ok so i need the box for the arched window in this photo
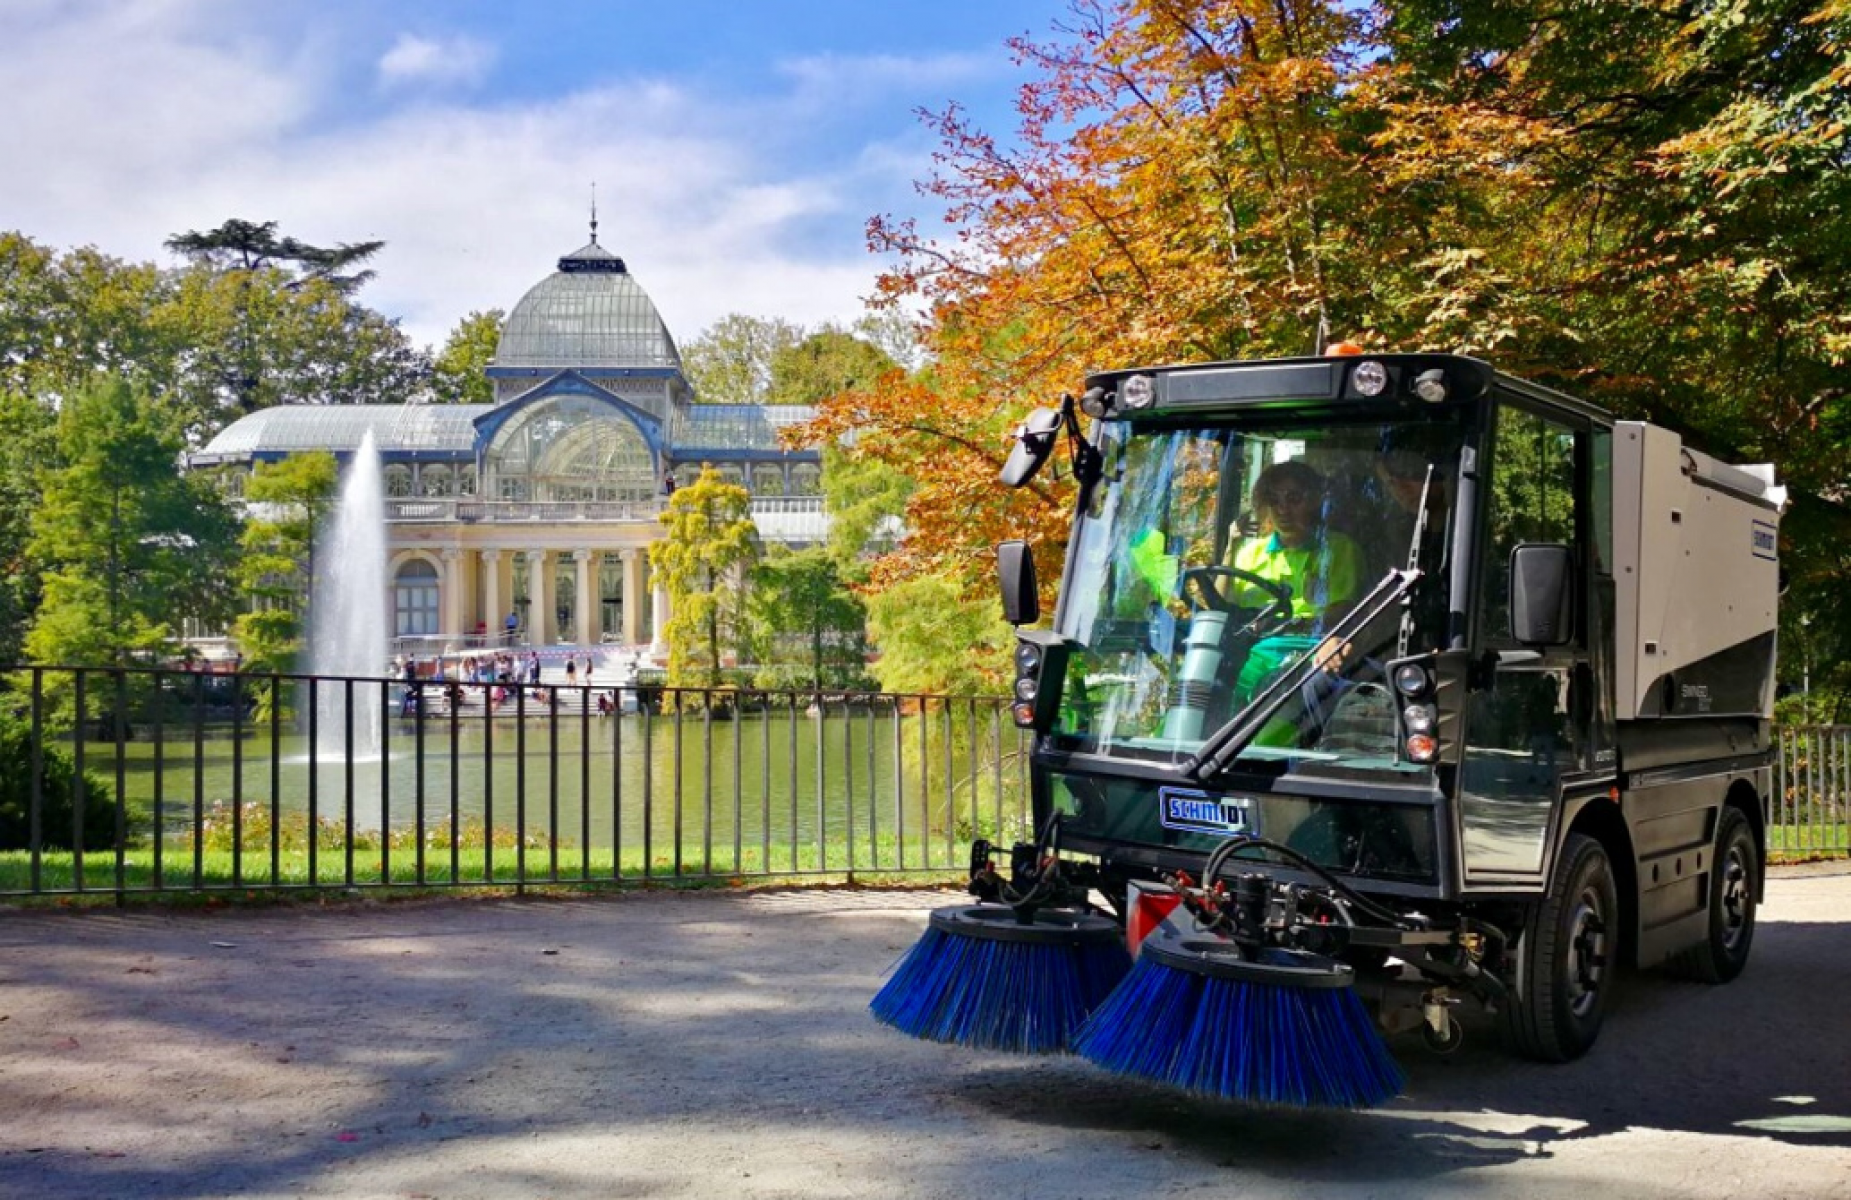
[394,559,440,636]
[715,464,745,489]
[384,465,414,498]
[457,463,478,496]
[790,463,822,496]
[751,465,784,496]
[481,394,656,504]
[420,465,453,497]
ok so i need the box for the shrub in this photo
[0,707,119,850]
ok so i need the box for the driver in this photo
[1225,461,1363,632]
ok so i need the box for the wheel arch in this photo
[1724,777,1766,902]
[1564,796,1639,970]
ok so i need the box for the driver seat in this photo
[1316,683,1398,755]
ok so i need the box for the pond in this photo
[85,703,1030,879]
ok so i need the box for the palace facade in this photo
[191,231,823,656]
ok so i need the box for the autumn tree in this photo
[652,465,759,689]
[806,0,1851,694]
[1368,0,1851,694]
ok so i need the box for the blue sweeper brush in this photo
[1072,917,1404,1108]
[871,904,1132,1053]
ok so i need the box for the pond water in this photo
[107,707,1029,876]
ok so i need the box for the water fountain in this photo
[307,429,387,761]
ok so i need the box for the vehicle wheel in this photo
[1499,832,1617,1063]
[1421,1011,1464,1056]
[1669,807,1758,984]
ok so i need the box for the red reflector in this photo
[1127,881,1182,958]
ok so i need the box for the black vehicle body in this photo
[1001,353,1779,1056]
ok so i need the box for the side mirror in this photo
[1510,543,1574,646]
[997,540,1039,626]
[1000,407,1062,488]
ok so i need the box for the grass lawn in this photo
[0,833,970,901]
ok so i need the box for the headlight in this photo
[1414,369,1448,404]
[1014,677,1039,703]
[1351,361,1389,397]
[1404,733,1438,763]
[1120,374,1156,409]
[1392,663,1429,697]
[1078,386,1110,419]
[1402,704,1436,734]
[1015,643,1042,676]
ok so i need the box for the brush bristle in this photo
[871,923,1132,1053]
[1072,954,1404,1108]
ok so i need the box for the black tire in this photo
[1500,832,1618,1063]
[1669,807,1758,984]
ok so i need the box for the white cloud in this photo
[0,6,956,354]
[376,32,497,91]
[777,50,995,99]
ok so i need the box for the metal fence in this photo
[1774,726,1851,858]
[0,665,1029,899]
[5,665,1845,901]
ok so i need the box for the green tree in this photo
[24,375,240,672]
[767,327,899,407]
[820,445,911,584]
[864,573,1013,698]
[0,234,171,400]
[749,545,868,689]
[156,262,429,438]
[162,218,385,294]
[0,391,56,665]
[682,314,804,404]
[652,465,759,688]
[161,217,421,427]
[0,229,430,444]
[431,309,505,405]
[231,452,340,676]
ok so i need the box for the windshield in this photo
[1051,413,1468,772]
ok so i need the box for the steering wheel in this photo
[1179,565,1293,619]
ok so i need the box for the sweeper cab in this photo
[975,351,1783,1074]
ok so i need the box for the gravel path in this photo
[2,868,1848,1199]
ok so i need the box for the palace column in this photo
[440,549,464,641]
[480,550,502,645]
[574,549,595,646]
[621,549,643,646]
[527,549,549,647]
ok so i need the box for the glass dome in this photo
[494,241,681,371]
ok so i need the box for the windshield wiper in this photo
[1397,464,1435,661]
[1180,568,1420,785]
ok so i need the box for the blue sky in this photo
[0,0,1073,349]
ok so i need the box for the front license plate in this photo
[1158,787,1253,837]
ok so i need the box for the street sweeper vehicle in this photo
[871,351,1785,1109]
